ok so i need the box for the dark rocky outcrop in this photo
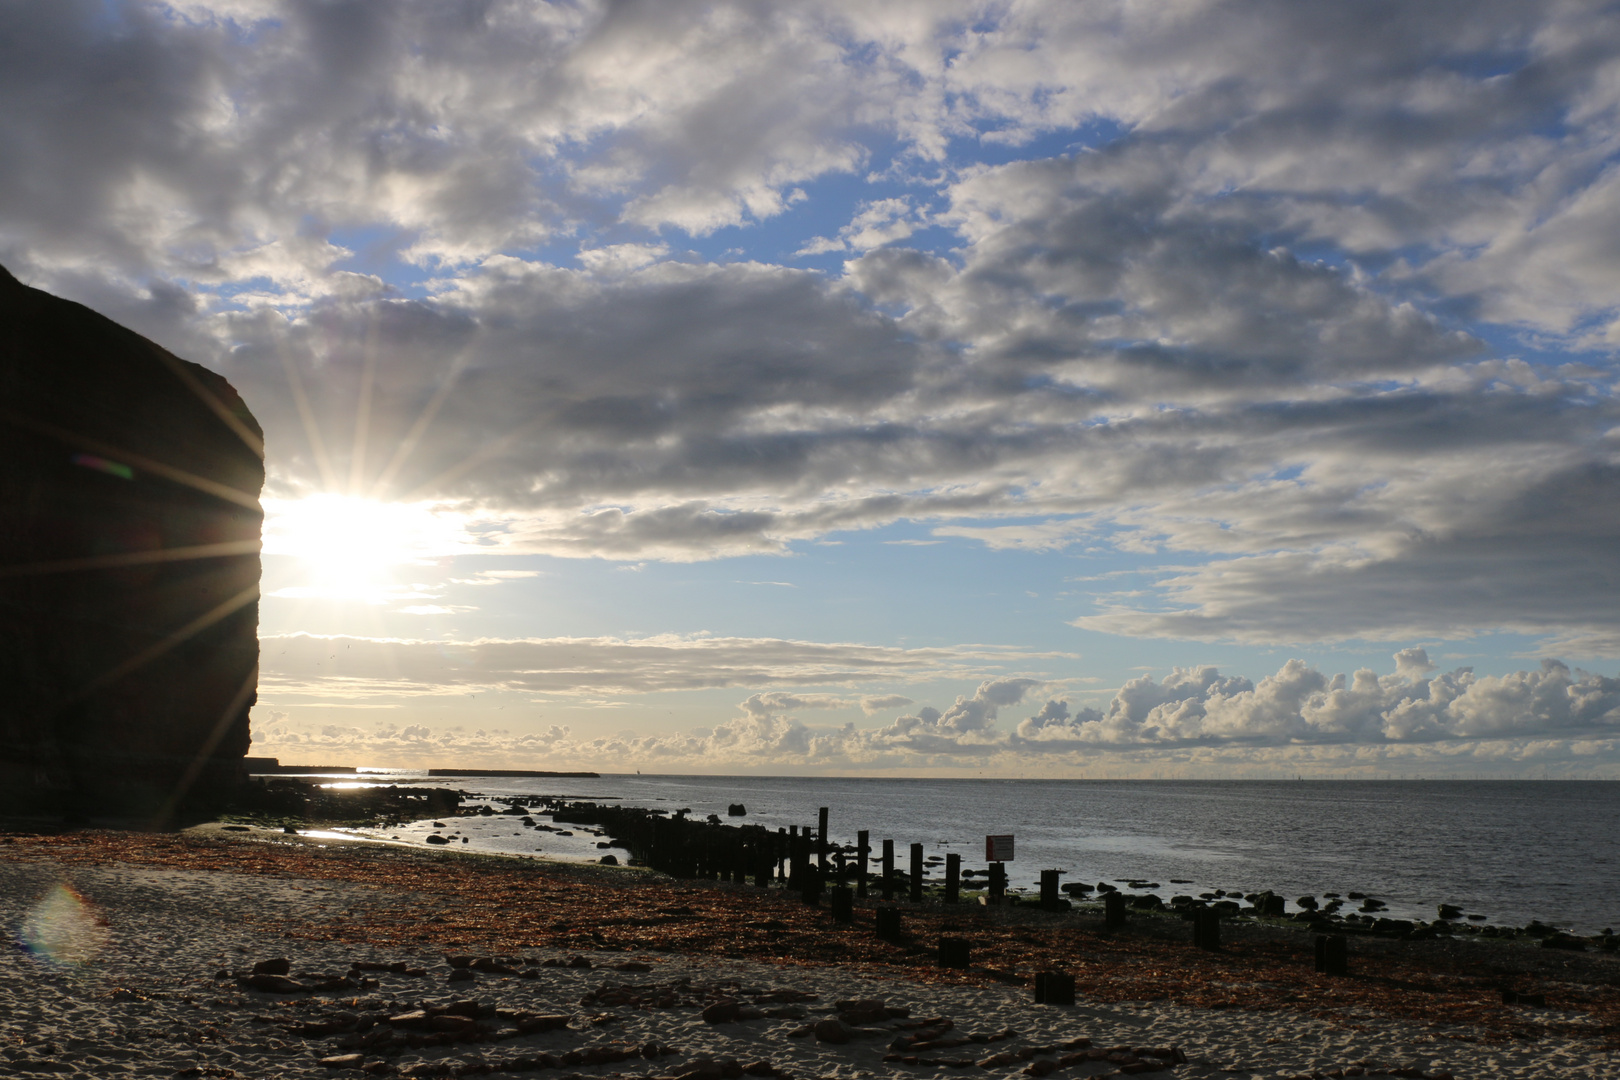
[0,264,262,817]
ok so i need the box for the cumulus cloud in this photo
[4,1,1620,658]
[1012,654,1620,750]
[253,651,1620,773]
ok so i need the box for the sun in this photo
[262,493,475,603]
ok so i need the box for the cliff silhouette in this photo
[0,264,263,819]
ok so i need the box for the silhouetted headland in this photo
[0,263,263,819]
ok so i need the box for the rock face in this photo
[0,264,263,816]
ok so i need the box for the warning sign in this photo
[985,834,1014,861]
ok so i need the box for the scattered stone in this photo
[251,958,291,976]
[319,1054,365,1070]
[471,957,518,974]
[813,1017,855,1043]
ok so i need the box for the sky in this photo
[3,0,1620,777]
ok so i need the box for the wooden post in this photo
[988,862,1006,905]
[835,846,846,887]
[857,829,870,899]
[1105,892,1127,929]
[1193,909,1221,950]
[881,839,895,900]
[1033,972,1076,1005]
[875,905,901,942]
[1315,934,1348,976]
[753,835,771,888]
[1040,869,1061,910]
[909,842,924,904]
[944,853,961,904]
[776,827,787,882]
[937,937,970,969]
[787,825,800,888]
[818,806,829,874]
[830,886,853,924]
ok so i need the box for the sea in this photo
[299,774,1619,936]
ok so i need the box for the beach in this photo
[1,826,1614,1079]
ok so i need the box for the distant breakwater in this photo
[457,792,1617,953]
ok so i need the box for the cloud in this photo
[258,631,1031,699]
[1012,654,1620,750]
[4,1,1620,657]
[253,651,1620,773]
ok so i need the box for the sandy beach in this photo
[1,826,1614,1079]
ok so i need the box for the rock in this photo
[425,834,450,845]
[814,1017,856,1043]
[446,968,475,983]
[515,1015,571,1034]
[728,803,747,816]
[242,973,305,993]
[470,957,517,974]
[319,1054,365,1070]
[428,1014,477,1035]
[702,1001,743,1023]
[835,999,893,1026]
[0,264,263,816]
[600,854,619,865]
[252,958,291,976]
[1437,903,1463,920]
[1297,896,1319,910]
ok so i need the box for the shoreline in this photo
[5,827,1617,1041]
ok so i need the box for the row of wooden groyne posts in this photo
[538,797,1355,979]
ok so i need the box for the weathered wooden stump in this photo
[944,852,961,904]
[1315,933,1348,976]
[800,865,823,906]
[1192,908,1222,950]
[1104,892,1127,929]
[909,842,924,904]
[987,862,1006,905]
[881,838,895,900]
[875,905,902,942]
[829,886,854,924]
[857,829,870,898]
[938,937,971,969]
[1033,971,1076,1005]
[817,806,829,873]
[1040,868,1062,910]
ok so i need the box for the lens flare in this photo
[18,884,109,967]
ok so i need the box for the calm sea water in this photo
[316,775,1620,935]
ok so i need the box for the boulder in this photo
[0,264,263,816]
[813,1017,855,1044]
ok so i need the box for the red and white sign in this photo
[985,834,1014,862]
